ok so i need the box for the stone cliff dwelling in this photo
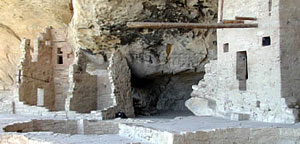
[0,0,300,143]
[186,0,300,124]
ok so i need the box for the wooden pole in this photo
[222,20,244,24]
[127,22,258,29]
[235,17,257,21]
[218,0,224,23]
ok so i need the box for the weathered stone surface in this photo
[187,0,300,123]
[68,0,218,116]
[69,0,217,74]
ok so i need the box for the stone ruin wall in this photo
[102,50,135,119]
[279,0,300,106]
[67,50,100,113]
[16,27,74,111]
[18,28,55,110]
[187,0,300,123]
[51,29,75,111]
[66,48,134,119]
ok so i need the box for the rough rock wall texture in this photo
[0,0,72,90]
[187,0,299,123]
[69,0,217,73]
[133,73,203,115]
[68,0,217,116]
[105,50,135,118]
[67,49,134,119]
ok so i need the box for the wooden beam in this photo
[222,20,244,24]
[127,22,258,29]
[218,0,224,23]
[235,16,257,21]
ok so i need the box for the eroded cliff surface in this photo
[69,0,218,115]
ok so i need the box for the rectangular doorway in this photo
[236,51,248,91]
[37,88,44,106]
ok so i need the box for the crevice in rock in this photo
[0,23,21,41]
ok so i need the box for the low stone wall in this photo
[119,123,300,144]
[3,120,119,135]
[3,119,118,135]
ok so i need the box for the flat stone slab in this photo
[134,116,300,133]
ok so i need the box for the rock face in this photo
[0,0,218,117]
[69,0,218,115]
[0,0,72,90]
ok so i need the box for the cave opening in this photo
[131,72,204,118]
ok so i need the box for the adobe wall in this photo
[279,0,300,105]
[17,27,74,111]
[187,0,298,123]
[68,50,98,113]
[51,29,74,111]
[18,28,55,110]
[105,50,135,118]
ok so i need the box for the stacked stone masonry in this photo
[13,27,135,120]
[186,0,300,123]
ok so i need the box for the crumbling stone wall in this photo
[68,50,98,113]
[18,28,55,110]
[67,49,134,118]
[17,27,74,111]
[68,0,218,116]
[105,50,135,118]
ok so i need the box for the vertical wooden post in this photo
[218,0,224,23]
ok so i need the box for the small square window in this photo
[262,37,271,46]
[57,48,63,54]
[223,43,229,53]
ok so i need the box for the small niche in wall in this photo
[57,48,63,54]
[223,43,229,53]
[58,55,63,64]
[262,36,271,46]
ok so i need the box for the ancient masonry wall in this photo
[186,0,299,123]
[51,29,74,111]
[102,50,135,119]
[279,0,300,104]
[17,27,74,111]
[18,28,55,110]
[67,50,98,113]
[67,49,134,119]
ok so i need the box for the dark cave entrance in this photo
[131,72,204,118]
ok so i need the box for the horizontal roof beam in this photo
[127,22,258,29]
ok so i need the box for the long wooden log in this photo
[127,22,258,29]
[235,16,257,21]
[218,0,224,23]
[222,20,244,24]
